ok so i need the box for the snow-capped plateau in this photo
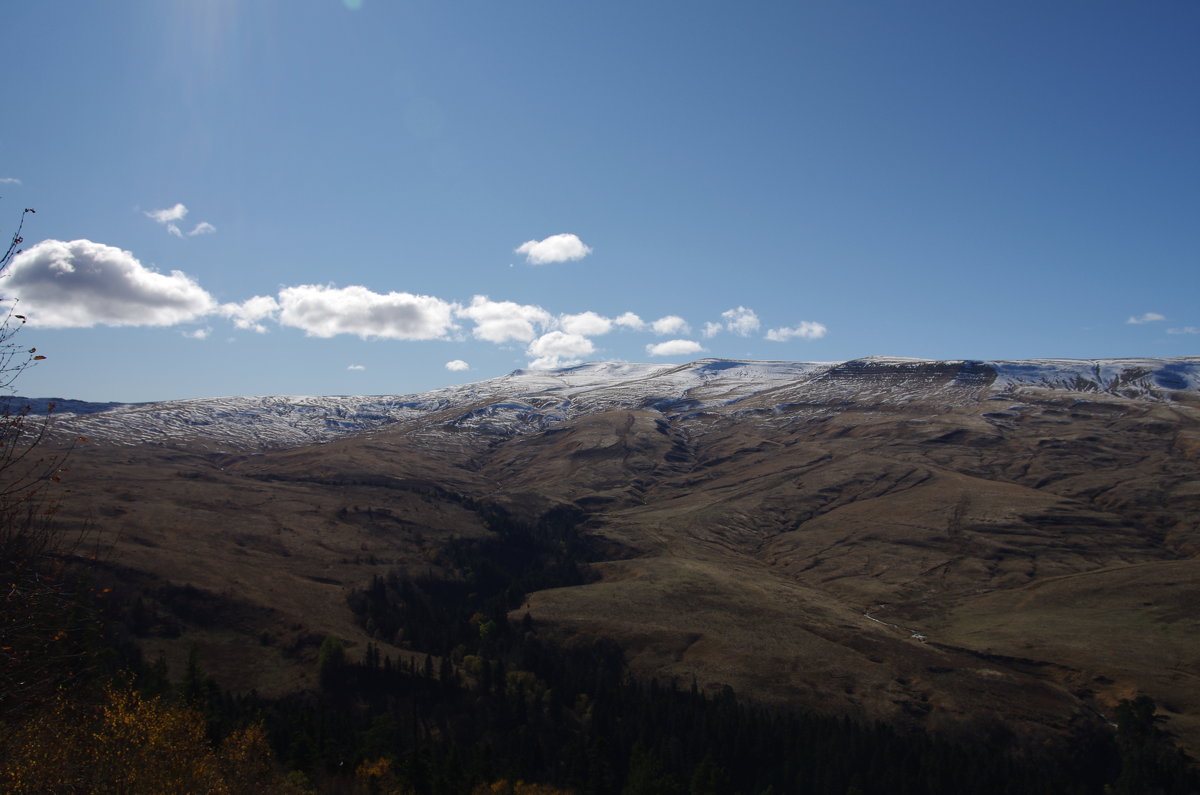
[15,356,1200,451]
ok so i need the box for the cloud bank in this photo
[514,233,592,265]
[6,237,828,375]
[3,239,216,327]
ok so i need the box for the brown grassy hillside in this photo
[45,361,1200,754]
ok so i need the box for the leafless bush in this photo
[0,208,96,716]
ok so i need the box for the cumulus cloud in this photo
[145,203,189,224]
[182,327,211,340]
[704,307,760,338]
[220,295,280,333]
[347,364,366,371]
[189,222,216,236]
[646,339,704,357]
[0,177,21,185]
[526,331,595,369]
[651,315,690,335]
[277,284,458,340]
[614,311,645,330]
[445,359,470,371]
[1168,326,1198,335]
[722,306,760,336]
[1127,312,1166,324]
[2,239,217,327]
[559,310,613,337]
[765,321,828,341]
[457,295,552,343]
[514,233,593,265]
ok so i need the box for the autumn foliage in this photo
[0,683,290,793]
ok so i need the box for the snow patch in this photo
[33,357,1200,451]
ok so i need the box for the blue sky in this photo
[1,1,1196,402]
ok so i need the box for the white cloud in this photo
[2,239,217,328]
[526,331,595,369]
[765,321,828,341]
[277,284,458,340]
[703,307,760,338]
[145,203,189,224]
[347,364,366,371]
[559,310,613,336]
[646,339,704,357]
[1127,312,1166,324]
[144,204,215,238]
[514,233,593,265]
[182,327,211,340]
[445,359,470,371]
[614,311,645,330]
[651,315,690,335]
[1168,326,1198,335]
[457,295,552,343]
[722,306,760,336]
[0,177,21,185]
[220,295,280,333]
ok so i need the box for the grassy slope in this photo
[45,379,1200,755]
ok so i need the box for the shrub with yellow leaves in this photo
[0,684,296,794]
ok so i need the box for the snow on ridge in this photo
[991,357,1200,396]
[36,358,837,448]
[856,355,940,364]
[33,357,1200,451]
[499,362,676,393]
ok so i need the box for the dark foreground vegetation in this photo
[3,496,1199,794]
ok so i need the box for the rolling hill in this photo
[29,356,1200,754]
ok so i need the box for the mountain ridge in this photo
[23,355,1200,452]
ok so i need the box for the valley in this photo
[36,356,1200,757]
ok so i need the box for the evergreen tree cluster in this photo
[294,504,1194,794]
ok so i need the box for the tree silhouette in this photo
[0,206,89,716]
